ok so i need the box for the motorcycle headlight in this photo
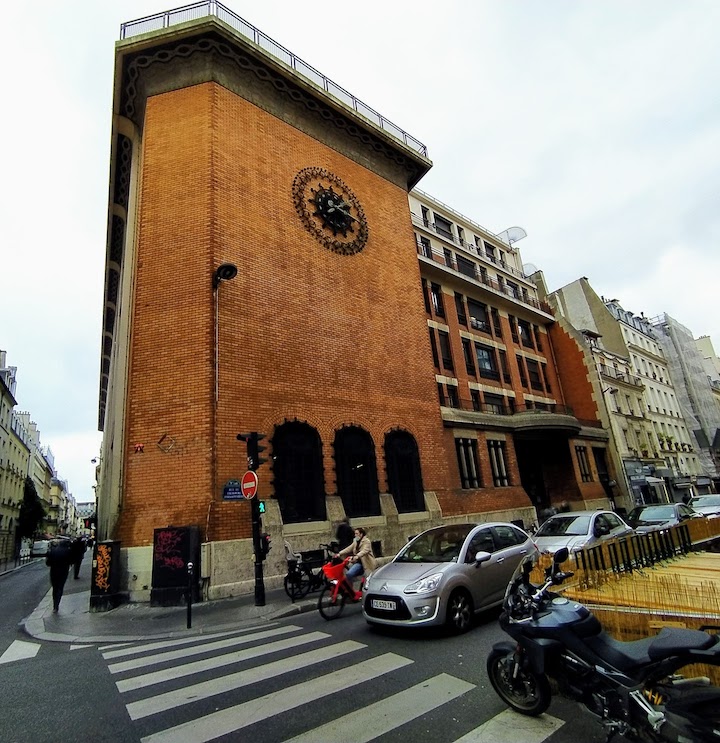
[404,573,443,594]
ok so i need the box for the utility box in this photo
[90,540,124,612]
[150,525,201,606]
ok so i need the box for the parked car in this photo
[533,509,633,554]
[362,522,538,633]
[688,494,720,517]
[30,540,50,557]
[627,502,704,533]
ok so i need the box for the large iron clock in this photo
[292,167,369,255]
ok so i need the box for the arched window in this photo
[333,426,380,518]
[271,421,326,524]
[384,430,425,513]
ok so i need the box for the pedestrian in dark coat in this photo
[71,536,87,579]
[46,537,73,613]
[335,519,354,550]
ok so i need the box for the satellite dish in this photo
[496,226,527,247]
[523,263,538,275]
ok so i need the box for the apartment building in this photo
[651,314,720,491]
[97,4,612,600]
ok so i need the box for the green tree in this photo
[17,477,45,539]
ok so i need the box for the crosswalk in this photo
[99,623,565,743]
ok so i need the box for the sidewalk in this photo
[21,565,318,644]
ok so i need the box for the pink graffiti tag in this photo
[154,529,185,569]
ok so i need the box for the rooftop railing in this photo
[120,1,428,158]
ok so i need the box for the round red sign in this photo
[241,470,259,499]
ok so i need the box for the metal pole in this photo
[186,561,194,629]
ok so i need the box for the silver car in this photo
[688,494,720,517]
[533,509,633,554]
[362,522,538,633]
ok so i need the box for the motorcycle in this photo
[487,547,720,742]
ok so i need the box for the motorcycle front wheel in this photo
[487,648,551,716]
[318,584,346,620]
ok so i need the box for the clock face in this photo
[292,167,369,255]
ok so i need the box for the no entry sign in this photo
[241,470,259,499]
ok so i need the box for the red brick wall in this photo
[120,83,456,547]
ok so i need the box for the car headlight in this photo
[404,573,443,594]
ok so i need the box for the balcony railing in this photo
[439,397,578,418]
[412,214,530,281]
[119,1,427,158]
[597,365,643,387]
[418,240,552,314]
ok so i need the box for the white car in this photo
[533,510,633,554]
[688,494,720,517]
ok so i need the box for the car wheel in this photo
[446,589,473,634]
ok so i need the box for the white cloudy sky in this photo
[2,1,719,502]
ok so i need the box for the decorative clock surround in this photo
[292,167,369,255]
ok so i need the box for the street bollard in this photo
[186,561,194,629]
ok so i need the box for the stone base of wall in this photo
[117,492,540,602]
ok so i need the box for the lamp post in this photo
[213,263,238,403]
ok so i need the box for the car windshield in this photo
[691,495,720,507]
[535,515,591,537]
[630,506,674,521]
[396,525,474,563]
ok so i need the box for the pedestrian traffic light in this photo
[237,431,268,471]
[258,500,266,515]
[260,533,271,560]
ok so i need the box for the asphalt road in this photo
[0,567,617,743]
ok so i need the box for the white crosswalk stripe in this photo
[0,639,41,664]
[104,625,566,743]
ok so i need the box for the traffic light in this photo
[258,500,266,515]
[237,432,268,471]
[259,533,271,560]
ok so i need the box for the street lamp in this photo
[213,263,238,402]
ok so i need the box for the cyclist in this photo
[335,527,377,589]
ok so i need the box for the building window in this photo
[475,344,499,380]
[467,299,490,333]
[384,429,424,514]
[456,255,476,279]
[491,307,502,338]
[541,363,552,394]
[421,278,431,314]
[498,349,511,384]
[462,338,476,376]
[483,242,497,263]
[438,330,454,371]
[575,445,592,482]
[470,389,481,411]
[526,359,544,391]
[447,385,460,408]
[429,328,439,368]
[272,421,326,523]
[488,440,510,486]
[418,236,432,259]
[334,426,381,517]
[484,393,505,415]
[456,438,481,488]
[516,354,528,388]
[509,315,519,344]
[437,382,446,406]
[435,214,453,240]
[443,248,453,268]
[506,281,520,300]
[430,283,445,317]
[518,319,534,349]
[455,292,467,326]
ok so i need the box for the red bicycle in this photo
[317,557,364,620]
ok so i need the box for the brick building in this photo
[97,4,613,600]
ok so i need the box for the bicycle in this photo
[283,541,336,602]
[317,556,365,620]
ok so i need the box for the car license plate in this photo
[371,599,395,611]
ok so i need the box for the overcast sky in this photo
[2,1,719,503]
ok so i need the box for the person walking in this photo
[336,527,377,588]
[46,536,73,613]
[70,536,87,579]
